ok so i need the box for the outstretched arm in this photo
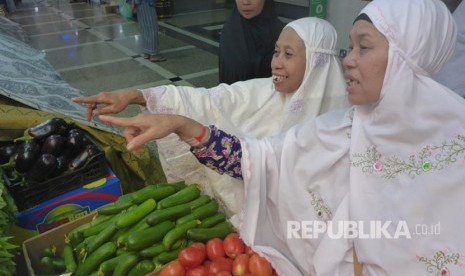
[98,114,209,153]
[99,114,243,179]
[72,89,146,121]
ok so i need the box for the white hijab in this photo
[241,0,464,275]
[434,1,465,97]
[143,17,348,219]
[279,17,349,131]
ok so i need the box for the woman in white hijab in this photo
[73,17,348,221]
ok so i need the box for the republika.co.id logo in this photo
[287,220,441,239]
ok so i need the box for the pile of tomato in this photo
[159,233,277,276]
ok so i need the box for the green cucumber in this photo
[116,248,126,256]
[176,200,219,225]
[162,219,200,250]
[125,220,176,251]
[139,238,186,258]
[199,212,226,228]
[128,260,155,276]
[113,253,139,276]
[186,194,212,209]
[81,217,114,238]
[158,181,187,192]
[139,242,165,258]
[115,199,156,229]
[98,254,124,275]
[97,199,133,216]
[157,184,201,209]
[145,204,192,226]
[67,229,84,248]
[62,244,77,273]
[86,223,118,254]
[67,214,111,245]
[130,185,177,204]
[74,241,117,276]
[40,256,54,275]
[154,247,185,265]
[186,221,234,242]
[115,208,153,247]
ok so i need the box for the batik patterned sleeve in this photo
[190,125,243,180]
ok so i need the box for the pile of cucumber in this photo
[38,181,234,276]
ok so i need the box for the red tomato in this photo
[190,242,207,256]
[160,260,186,276]
[223,233,245,259]
[206,238,225,261]
[203,260,211,273]
[232,254,250,276]
[179,246,207,269]
[208,257,233,275]
[215,271,232,276]
[186,265,208,276]
[249,254,273,276]
[244,246,254,256]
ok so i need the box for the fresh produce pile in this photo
[0,171,18,276]
[37,182,234,276]
[160,234,276,276]
[0,118,108,210]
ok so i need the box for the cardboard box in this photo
[12,172,121,245]
[23,213,162,276]
[23,213,95,276]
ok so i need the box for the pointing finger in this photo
[86,103,95,122]
[98,115,133,127]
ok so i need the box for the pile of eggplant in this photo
[0,118,102,185]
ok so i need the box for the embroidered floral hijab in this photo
[240,0,464,275]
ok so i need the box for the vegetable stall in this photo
[0,113,278,275]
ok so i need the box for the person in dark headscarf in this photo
[219,0,284,84]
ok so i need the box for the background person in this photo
[133,0,165,62]
[219,0,284,84]
[73,17,349,222]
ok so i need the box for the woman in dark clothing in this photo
[219,0,284,84]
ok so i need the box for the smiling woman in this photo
[271,28,306,93]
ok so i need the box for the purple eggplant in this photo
[25,153,57,182]
[14,140,41,174]
[0,144,17,165]
[41,134,65,156]
[68,144,100,172]
[48,155,69,178]
[64,128,86,159]
[27,118,68,140]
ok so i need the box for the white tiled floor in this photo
[8,0,228,106]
